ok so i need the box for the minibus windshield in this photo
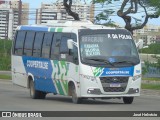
[79,30,140,67]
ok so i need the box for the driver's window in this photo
[68,34,79,64]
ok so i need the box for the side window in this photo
[71,33,77,42]
[23,31,35,56]
[51,33,61,60]
[14,31,26,55]
[60,33,70,54]
[69,33,79,64]
[33,32,44,57]
[70,33,78,57]
[58,33,71,61]
[41,32,54,58]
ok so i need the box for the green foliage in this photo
[140,43,160,54]
[93,0,112,4]
[143,0,160,15]
[142,77,160,81]
[103,21,118,27]
[142,66,148,75]
[93,0,115,24]
[93,0,160,27]
[0,39,12,70]
[142,61,150,76]
[95,9,114,23]
[142,83,160,90]
[0,74,11,80]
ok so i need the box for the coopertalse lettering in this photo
[106,71,129,75]
[27,60,48,69]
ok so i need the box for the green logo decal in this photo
[93,67,103,77]
[52,60,69,95]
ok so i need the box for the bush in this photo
[139,43,160,54]
[0,39,12,70]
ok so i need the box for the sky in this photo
[22,0,160,26]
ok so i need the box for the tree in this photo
[117,0,159,34]
[63,0,80,20]
[95,0,160,33]
[140,43,160,54]
[63,0,160,33]
[63,0,114,25]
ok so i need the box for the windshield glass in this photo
[79,29,140,67]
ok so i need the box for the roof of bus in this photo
[18,20,123,32]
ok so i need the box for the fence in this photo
[140,54,160,78]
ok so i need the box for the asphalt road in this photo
[0,80,160,120]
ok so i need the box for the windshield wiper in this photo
[85,58,114,66]
[113,61,135,65]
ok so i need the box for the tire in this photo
[71,84,82,104]
[29,80,46,99]
[123,97,134,104]
[38,91,46,99]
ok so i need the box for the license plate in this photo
[110,83,121,87]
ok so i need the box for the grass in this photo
[0,39,12,71]
[142,77,160,81]
[0,74,11,80]
[141,84,160,90]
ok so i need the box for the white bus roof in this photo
[18,20,118,31]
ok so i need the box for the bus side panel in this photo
[50,60,80,96]
[12,55,28,87]
[22,56,57,93]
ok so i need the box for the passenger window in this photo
[14,31,26,55]
[50,33,61,60]
[23,31,35,56]
[33,32,44,57]
[41,33,54,58]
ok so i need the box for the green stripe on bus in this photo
[56,80,65,95]
[61,74,68,95]
[53,60,60,75]
[57,28,63,32]
[60,61,68,76]
[50,28,56,32]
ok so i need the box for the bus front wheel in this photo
[123,97,134,104]
[29,80,46,99]
[71,84,82,104]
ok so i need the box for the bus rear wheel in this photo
[123,97,134,104]
[29,80,46,99]
[71,84,82,104]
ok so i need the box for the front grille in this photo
[100,77,129,92]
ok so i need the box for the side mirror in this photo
[136,39,143,49]
[67,39,74,49]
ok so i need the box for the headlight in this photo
[132,75,141,81]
